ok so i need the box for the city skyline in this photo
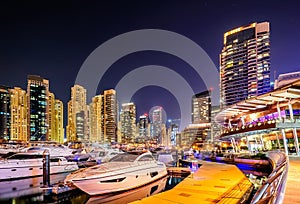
[1,1,300,122]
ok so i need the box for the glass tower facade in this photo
[120,102,136,143]
[27,75,49,141]
[220,22,271,108]
[192,90,211,124]
[0,85,11,141]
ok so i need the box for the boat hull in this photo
[68,163,167,196]
[0,159,78,181]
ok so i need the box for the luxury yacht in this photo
[0,152,78,181]
[64,152,167,196]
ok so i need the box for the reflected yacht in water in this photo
[0,152,78,181]
[65,152,167,196]
[86,176,167,204]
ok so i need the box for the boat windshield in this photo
[109,153,138,162]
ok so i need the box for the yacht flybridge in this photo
[64,152,167,196]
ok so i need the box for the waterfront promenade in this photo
[283,156,300,204]
[131,161,252,204]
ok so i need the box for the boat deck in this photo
[130,161,252,204]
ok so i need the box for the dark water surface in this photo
[0,173,184,204]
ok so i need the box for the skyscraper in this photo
[149,106,166,144]
[10,87,27,141]
[101,89,117,143]
[220,22,271,108]
[48,93,64,143]
[27,75,49,141]
[192,90,211,124]
[48,92,55,141]
[138,114,150,140]
[54,99,64,143]
[120,102,136,143]
[89,95,102,142]
[67,84,88,142]
[0,85,11,141]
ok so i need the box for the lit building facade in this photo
[210,105,222,142]
[27,75,49,141]
[120,103,136,143]
[192,90,211,124]
[89,95,102,142]
[54,99,64,143]
[0,85,11,141]
[48,92,55,141]
[137,114,150,142]
[67,84,88,142]
[181,123,211,149]
[150,107,166,144]
[101,89,117,143]
[10,87,27,141]
[220,22,271,108]
[48,93,64,143]
[215,79,300,155]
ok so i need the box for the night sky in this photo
[1,1,300,126]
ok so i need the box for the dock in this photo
[130,161,253,204]
[283,156,300,204]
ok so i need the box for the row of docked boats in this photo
[0,152,79,181]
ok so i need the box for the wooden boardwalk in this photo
[130,161,252,204]
[283,156,300,203]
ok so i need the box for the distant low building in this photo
[275,71,300,89]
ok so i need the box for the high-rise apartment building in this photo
[101,89,117,143]
[138,114,150,140]
[67,84,88,142]
[0,85,11,141]
[10,87,27,141]
[220,22,271,108]
[210,105,222,142]
[48,92,55,141]
[89,95,102,142]
[54,99,64,143]
[192,90,211,124]
[27,75,49,141]
[149,106,166,144]
[120,102,136,143]
[48,92,64,143]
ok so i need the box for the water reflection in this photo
[0,173,69,200]
[0,174,183,204]
[86,176,168,204]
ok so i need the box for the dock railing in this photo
[251,150,288,204]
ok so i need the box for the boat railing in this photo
[250,151,288,204]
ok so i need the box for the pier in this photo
[131,161,253,204]
[283,156,300,203]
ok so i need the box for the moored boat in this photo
[64,152,167,196]
[0,152,78,181]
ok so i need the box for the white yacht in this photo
[24,143,75,157]
[0,152,78,181]
[64,152,167,196]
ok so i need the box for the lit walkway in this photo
[131,161,252,204]
[283,156,300,204]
